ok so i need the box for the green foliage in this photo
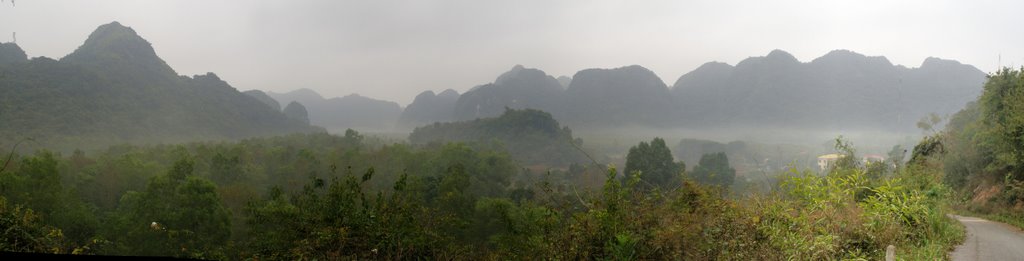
[690,152,735,188]
[0,196,67,253]
[473,198,558,258]
[909,135,943,166]
[343,128,365,148]
[831,136,861,171]
[759,149,961,260]
[0,151,98,247]
[0,132,966,259]
[624,137,684,190]
[935,68,1024,224]
[941,101,986,190]
[554,167,773,260]
[0,152,63,214]
[979,68,1024,180]
[209,152,243,185]
[887,144,907,172]
[110,158,231,258]
[244,166,475,259]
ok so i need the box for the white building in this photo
[817,154,844,171]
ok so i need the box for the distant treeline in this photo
[0,21,987,152]
[251,51,986,134]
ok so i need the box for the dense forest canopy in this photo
[0,129,965,259]
[0,132,525,257]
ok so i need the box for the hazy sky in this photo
[1,0,1021,105]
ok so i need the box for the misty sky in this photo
[1,0,1022,105]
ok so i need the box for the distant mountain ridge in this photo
[454,65,566,121]
[1,21,983,151]
[243,90,282,111]
[673,49,985,130]
[398,89,460,129]
[267,89,402,132]
[0,42,27,65]
[394,50,985,132]
[0,22,319,151]
[565,65,676,127]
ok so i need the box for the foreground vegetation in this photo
[0,128,963,259]
[937,68,1024,228]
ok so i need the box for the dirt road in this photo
[949,215,1024,261]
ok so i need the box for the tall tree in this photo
[113,158,231,258]
[979,68,1024,180]
[624,138,684,189]
[690,152,735,188]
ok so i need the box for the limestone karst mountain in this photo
[0,22,319,150]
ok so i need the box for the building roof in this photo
[817,154,845,160]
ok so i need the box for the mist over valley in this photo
[0,2,1020,259]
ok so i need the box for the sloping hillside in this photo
[0,22,318,150]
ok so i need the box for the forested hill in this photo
[0,22,320,151]
[409,108,591,166]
